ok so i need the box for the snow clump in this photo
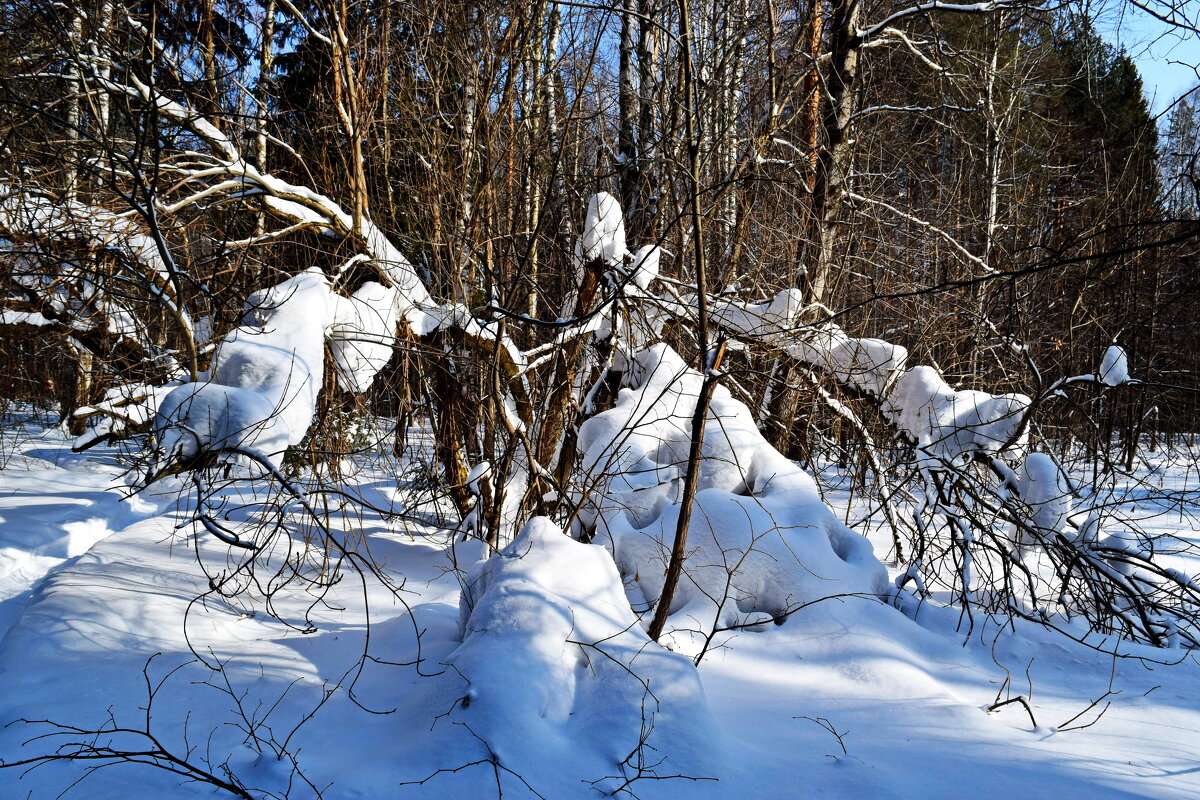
[577,191,628,268]
[1014,452,1073,551]
[155,269,403,470]
[1099,345,1130,386]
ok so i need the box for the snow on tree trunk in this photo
[576,344,887,647]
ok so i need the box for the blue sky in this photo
[1102,2,1199,115]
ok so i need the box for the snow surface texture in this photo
[577,344,887,647]
[449,517,717,789]
[4,426,1200,799]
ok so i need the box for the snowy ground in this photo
[1,417,1199,799]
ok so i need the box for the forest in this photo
[0,0,1199,796]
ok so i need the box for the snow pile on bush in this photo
[882,366,1031,460]
[328,280,401,393]
[1013,452,1073,550]
[155,269,406,469]
[706,289,907,397]
[154,270,333,468]
[450,517,716,786]
[577,344,887,643]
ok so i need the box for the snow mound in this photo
[451,517,716,783]
[577,344,887,644]
[882,366,1030,460]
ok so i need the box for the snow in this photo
[1014,453,1073,550]
[0,182,194,343]
[710,288,805,337]
[703,290,907,398]
[154,269,337,468]
[450,517,716,789]
[329,281,401,393]
[787,324,909,398]
[577,344,887,648]
[0,310,50,326]
[578,192,627,266]
[627,244,660,291]
[2,424,1200,798]
[882,365,1031,459]
[1099,345,1131,386]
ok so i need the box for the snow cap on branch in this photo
[1099,345,1130,387]
[882,366,1030,459]
[579,192,628,266]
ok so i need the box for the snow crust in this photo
[882,366,1031,459]
[577,344,887,642]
